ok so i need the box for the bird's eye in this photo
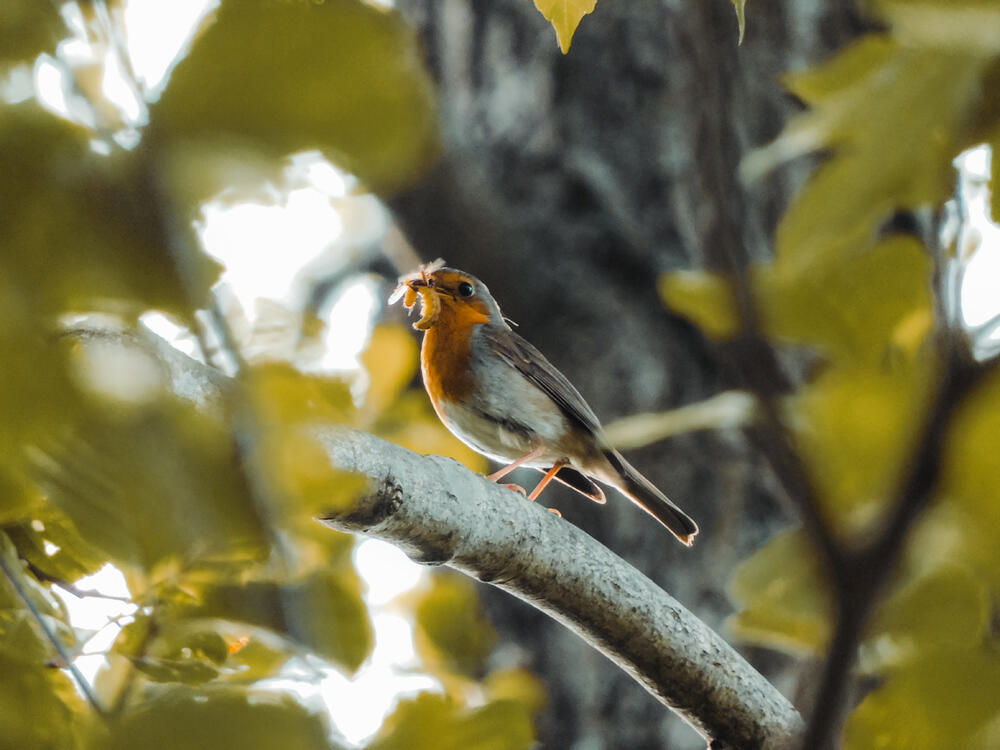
[457,281,475,297]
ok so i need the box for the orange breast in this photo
[420,301,487,410]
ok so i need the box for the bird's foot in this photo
[502,483,527,495]
[547,507,562,517]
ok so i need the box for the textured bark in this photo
[317,427,804,750]
[385,1,864,747]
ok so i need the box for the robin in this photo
[389,259,698,546]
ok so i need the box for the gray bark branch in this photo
[314,428,802,749]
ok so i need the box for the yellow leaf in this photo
[864,564,990,671]
[153,0,439,195]
[746,35,993,273]
[727,529,832,654]
[411,572,497,677]
[760,235,934,365]
[659,270,739,340]
[730,0,746,45]
[360,324,419,420]
[484,668,548,715]
[789,363,930,531]
[942,368,1000,529]
[533,0,597,54]
[368,693,536,750]
[100,686,335,750]
[843,646,1000,750]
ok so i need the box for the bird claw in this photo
[547,507,562,517]
[503,483,527,496]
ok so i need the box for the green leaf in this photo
[1,104,217,321]
[32,400,268,575]
[863,564,990,671]
[532,0,597,54]
[153,0,439,195]
[843,646,1000,750]
[659,270,739,340]
[367,692,536,750]
[179,568,372,674]
[413,573,496,677]
[0,0,62,63]
[0,534,75,663]
[727,529,831,654]
[114,616,231,685]
[98,686,340,750]
[748,38,994,273]
[0,653,83,750]
[5,514,108,586]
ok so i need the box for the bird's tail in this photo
[604,450,699,546]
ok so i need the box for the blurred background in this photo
[2,0,999,749]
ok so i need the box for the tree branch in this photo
[74,324,803,749]
[314,428,803,750]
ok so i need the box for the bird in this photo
[389,259,698,546]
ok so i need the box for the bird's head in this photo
[389,260,504,331]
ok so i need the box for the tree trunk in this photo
[387,1,864,746]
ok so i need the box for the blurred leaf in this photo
[783,36,895,105]
[98,686,340,750]
[153,0,439,195]
[0,534,74,663]
[248,365,365,522]
[659,270,739,340]
[266,428,368,520]
[0,0,62,62]
[180,568,372,674]
[771,44,990,273]
[216,636,291,683]
[374,391,487,472]
[132,656,220,685]
[760,236,934,365]
[359,325,418,419]
[0,653,83,750]
[483,668,547,715]
[532,0,597,54]
[876,0,1000,56]
[745,26,997,274]
[6,512,108,585]
[114,614,221,689]
[945,360,1000,503]
[412,573,496,677]
[863,564,990,671]
[249,364,354,426]
[843,646,1000,750]
[0,294,83,508]
[1,104,217,321]
[789,363,929,529]
[367,692,536,750]
[32,400,268,574]
[727,529,831,654]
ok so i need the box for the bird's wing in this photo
[479,325,603,436]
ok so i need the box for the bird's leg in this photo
[528,459,568,501]
[487,445,545,483]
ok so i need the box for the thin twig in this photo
[0,547,106,717]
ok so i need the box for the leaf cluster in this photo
[0,2,535,748]
[661,1,1000,746]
